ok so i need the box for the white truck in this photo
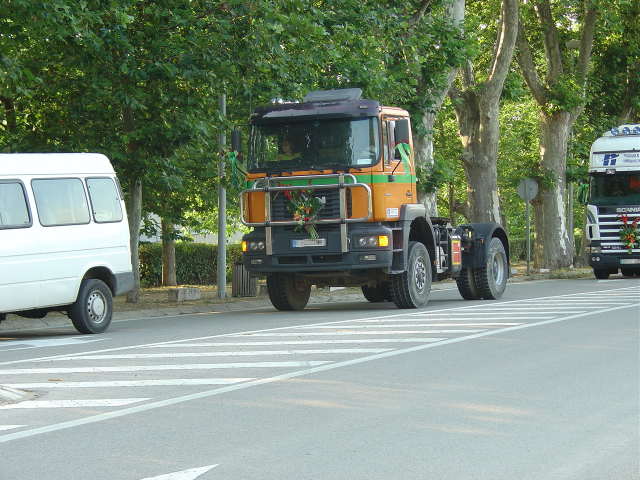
[585,124,640,279]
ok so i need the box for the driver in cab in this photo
[276,138,300,162]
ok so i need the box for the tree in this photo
[516,0,598,269]
[449,0,519,223]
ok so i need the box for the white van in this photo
[0,153,133,333]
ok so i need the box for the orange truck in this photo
[240,89,509,310]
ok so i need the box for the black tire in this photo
[267,273,311,311]
[389,241,432,308]
[474,237,508,300]
[620,268,638,278]
[593,269,610,280]
[69,279,113,334]
[361,282,391,302]
[456,267,482,300]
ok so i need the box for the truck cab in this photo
[585,124,640,279]
[240,89,509,310]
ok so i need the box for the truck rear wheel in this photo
[456,267,481,300]
[593,269,610,280]
[361,282,391,302]
[621,268,639,277]
[267,273,311,311]
[390,241,431,308]
[473,237,508,300]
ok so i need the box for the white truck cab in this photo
[0,153,133,333]
[585,124,640,279]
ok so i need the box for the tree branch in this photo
[409,0,435,27]
[575,2,598,86]
[516,18,548,106]
[485,0,519,99]
[534,0,563,84]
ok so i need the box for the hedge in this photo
[139,242,243,287]
[509,233,584,262]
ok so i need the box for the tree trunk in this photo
[126,178,143,303]
[161,218,177,287]
[454,91,502,223]
[538,112,573,269]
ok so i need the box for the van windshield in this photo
[248,117,380,173]
[589,172,640,205]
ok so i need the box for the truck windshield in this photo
[589,172,640,205]
[248,117,379,172]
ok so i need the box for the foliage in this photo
[139,242,243,287]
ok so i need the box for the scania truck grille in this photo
[597,211,640,253]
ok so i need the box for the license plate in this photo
[620,258,640,264]
[291,238,326,248]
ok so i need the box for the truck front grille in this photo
[270,188,351,221]
[597,211,640,253]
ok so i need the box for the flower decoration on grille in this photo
[283,189,326,239]
[618,214,640,253]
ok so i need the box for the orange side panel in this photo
[371,182,414,221]
[348,185,370,220]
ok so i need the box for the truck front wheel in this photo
[473,237,508,300]
[267,273,311,311]
[593,269,610,280]
[390,241,431,308]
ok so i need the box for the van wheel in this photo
[361,282,390,302]
[267,273,311,311]
[474,237,508,300]
[390,241,431,308]
[456,267,481,300]
[69,279,113,334]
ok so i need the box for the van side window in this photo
[0,182,31,229]
[86,178,123,223]
[32,178,91,226]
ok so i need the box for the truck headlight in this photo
[243,240,265,252]
[357,235,389,248]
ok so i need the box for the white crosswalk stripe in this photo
[0,399,149,409]
[42,348,391,361]
[0,425,25,431]
[233,330,484,337]
[4,379,254,389]
[141,339,447,347]
[0,361,331,375]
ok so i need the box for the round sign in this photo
[517,178,538,202]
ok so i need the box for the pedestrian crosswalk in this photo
[1,285,638,441]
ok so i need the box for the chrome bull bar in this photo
[240,173,372,254]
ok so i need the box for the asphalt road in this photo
[0,277,638,480]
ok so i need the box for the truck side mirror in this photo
[231,128,242,155]
[394,119,410,145]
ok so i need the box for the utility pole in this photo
[217,92,227,299]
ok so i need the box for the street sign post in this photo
[516,178,539,275]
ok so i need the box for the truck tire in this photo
[621,268,639,278]
[456,267,482,300]
[389,241,431,308]
[473,237,508,300]
[267,273,311,311]
[361,282,391,302]
[69,279,113,334]
[593,269,610,280]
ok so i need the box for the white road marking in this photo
[0,398,149,409]
[0,361,331,375]
[407,311,554,316]
[1,301,635,444]
[42,349,390,361]
[140,464,218,480]
[308,323,522,327]
[236,330,483,336]
[5,379,254,389]
[0,425,25,431]
[140,339,447,347]
[0,337,106,350]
